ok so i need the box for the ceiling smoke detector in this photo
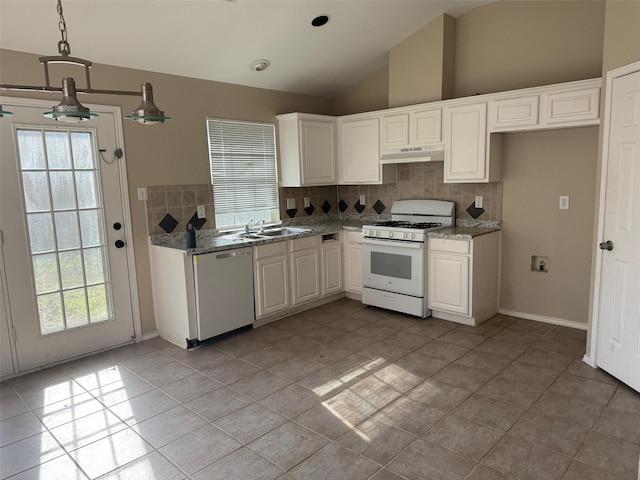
[250,59,270,72]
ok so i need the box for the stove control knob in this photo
[388,232,394,238]
[368,230,374,236]
[403,233,408,239]
[411,233,416,240]
[375,231,380,237]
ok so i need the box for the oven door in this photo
[362,238,425,297]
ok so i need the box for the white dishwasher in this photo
[193,247,254,341]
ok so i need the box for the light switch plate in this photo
[286,198,295,209]
[359,194,365,205]
[475,196,483,208]
[304,197,310,208]
[137,187,147,201]
[197,205,206,219]
[559,196,570,210]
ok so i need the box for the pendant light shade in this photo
[43,77,97,123]
[124,83,171,124]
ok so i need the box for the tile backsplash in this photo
[144,163,502,234]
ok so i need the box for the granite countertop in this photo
[149,215,501,254]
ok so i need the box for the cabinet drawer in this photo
[429,238,470,254]
[254,240,287,259]
[290,235,319,252]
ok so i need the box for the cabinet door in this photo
[300,120,337,184]
[381,113,409,149]
[543,87,600,126]
[290,249,320,305]
[444,103,488,183]
[343,240,362,293]
[429,252,470,315]
[488,96,539,131]
[255,254,290,318]
[321,244,343,295]
[411,108,442,145]
[339,117,381,184]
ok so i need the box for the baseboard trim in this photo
[582,354,596,367]
[141,331,159,342]
[498,309,588,330]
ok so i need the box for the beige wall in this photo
[455,0,605,97]
[334,66,389,116]
[0,48,334,336]
[388,14,456,108]
[500,128,599,324]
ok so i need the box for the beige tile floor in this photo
[1,298,640,480]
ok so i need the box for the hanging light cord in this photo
[57,0,71,56]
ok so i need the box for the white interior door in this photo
[595,65,640,393]
[0,98,137,373]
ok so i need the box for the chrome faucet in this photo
[245,220,265,234]
[245,220,255,234]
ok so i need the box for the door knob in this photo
[599,240,614,251]
[115,240,125,248]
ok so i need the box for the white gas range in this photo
[361,199,456,318]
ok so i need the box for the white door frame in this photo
[0,95,143,355]
[586,59,640,367]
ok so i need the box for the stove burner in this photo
[372,221,442,229]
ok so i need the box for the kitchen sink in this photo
[223,227,310,241]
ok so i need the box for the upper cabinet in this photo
[381,107,442,150]
[444,102,502,183]
[541,86,600,127]
[277,113,337,187]
[338,114,397,184]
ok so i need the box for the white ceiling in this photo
[0,0,489,98]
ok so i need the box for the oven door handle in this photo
[362,238,423,249]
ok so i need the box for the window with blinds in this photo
[206,118,280,229]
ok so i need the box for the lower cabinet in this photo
[253,232,344,323]
[254,241,290,319]
[343,230,362,295]
[428,231,500,326]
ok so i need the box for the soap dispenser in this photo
[185,223,196,249]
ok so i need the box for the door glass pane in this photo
[27,213,55,253]
[16,128,113,335]
[16,130,46,170]
[32,254,60,295]
[50,171,77,210]
[54,211,81,250]
[75,171,98,209]
[45,131,72,169]
[64,288,89,328]
[71,132,94,169]
[38,292,64,334]
[22,172,51,212]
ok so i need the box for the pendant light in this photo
[0,0,171,125]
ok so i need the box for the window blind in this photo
[206,118,279,229]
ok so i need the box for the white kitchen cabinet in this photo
[428,231,500,326]
[321,234,343,296]
[444,102,502,183]
[542,86,600,127]
[338,114,397,184]
[254,241,290,319]
[290,235,321,305]
[277,113,337,186]
[343,230,362,296]
[381,108,442,150]
[488,95,540,131]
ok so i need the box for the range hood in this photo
[380,145,445,164]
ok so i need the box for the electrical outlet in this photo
[197,205,206,219]
[304,197,310,208]
[137,187,147,201]
[475,196,483,209]
[286,198,295,209]
[559,196,570,210]
[531,255,549,273]
[359,194,365,205]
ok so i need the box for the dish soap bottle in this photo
[185,223,196,249]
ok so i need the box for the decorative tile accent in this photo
[321,200,331,214]
[338,199,348,212]
[466,203,485,219]
[187,212,207,230]
[304,204,315,216]
[354,200,365,214]
[286,208,298,218]
[158,214,179,233]
[373,200,386,214]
